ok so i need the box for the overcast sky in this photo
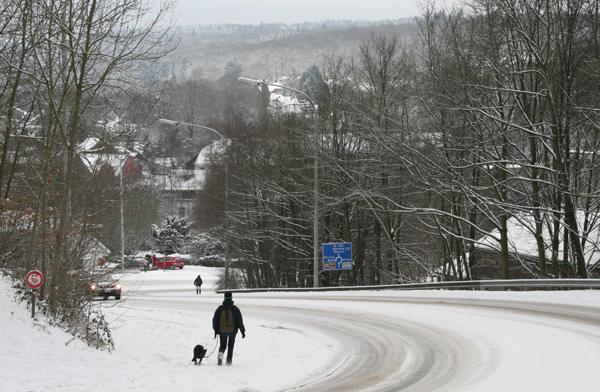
[173,0,424,26]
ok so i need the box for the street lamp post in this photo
[237,77,320,288]
[158,118,230,288]
[119,161,125,270]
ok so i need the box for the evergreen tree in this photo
[220,61,244,87]
[141,129,154,154]
[151,216,190,254]
[300,65,331,115]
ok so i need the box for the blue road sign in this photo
[323,242,352,271]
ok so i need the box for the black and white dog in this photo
[192,344,207,365]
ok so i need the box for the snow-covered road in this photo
[110,267,600,391]
[7,266,599,391]
[214,294,600,391]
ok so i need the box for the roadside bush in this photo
[2,269,114,351]
[214,268,245,290]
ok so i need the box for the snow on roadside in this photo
[0,267,333,392]
[3,265,600,392]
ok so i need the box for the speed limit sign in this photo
[26,270,44,289]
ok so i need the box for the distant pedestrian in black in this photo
[212,292,246,366]
[194,275,203,295]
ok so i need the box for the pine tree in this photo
[299,65,330,115]
[151,216,190,254]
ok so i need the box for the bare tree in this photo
[412,0,600,280]
[9,0,179,311]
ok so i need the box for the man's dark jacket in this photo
[213,299,246,335]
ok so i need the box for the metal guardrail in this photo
[217,279,600,294]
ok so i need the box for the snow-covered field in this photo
[2,266,600,391]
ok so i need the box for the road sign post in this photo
[322,243,352,271]
[25,270,44,318]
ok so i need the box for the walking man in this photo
[212,292,246,366]
[194,275,203,295]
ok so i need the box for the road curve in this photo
[128,285,600,391]
[241,293,600,391]
[237,295,492,391]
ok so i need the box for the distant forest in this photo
[154,20,418,81]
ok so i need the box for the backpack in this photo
[219,308,235,333]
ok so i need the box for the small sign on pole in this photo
[322,242,352,271]
[25,270,44,318]
[26,270,44,289]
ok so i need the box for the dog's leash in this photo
[204,335,219,358]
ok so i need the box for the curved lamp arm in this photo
[158,118,225,141]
